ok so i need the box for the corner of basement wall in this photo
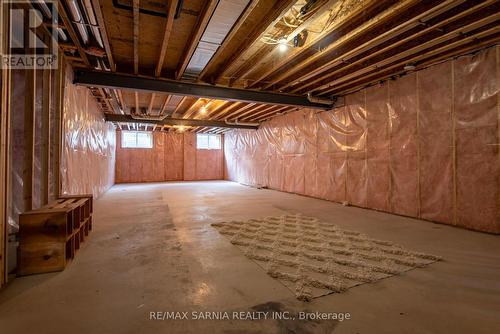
[60,63,116,199]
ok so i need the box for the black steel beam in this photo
[73,69,332,110]
[105,114,259,129]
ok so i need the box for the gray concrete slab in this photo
[1,181,499,333]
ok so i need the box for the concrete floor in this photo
[1,181,499,333]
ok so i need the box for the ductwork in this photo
[34,1,67,41]
[82,0,104,48]
[130,113,168,122]
[183,0,251,80]
[224,119,260,127]
[66,0,90,45]
[307,92,334,106]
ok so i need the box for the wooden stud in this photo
[24,69,36,211]
[53,52,65,199]
[0,0,11,287]
[41,67,52,205]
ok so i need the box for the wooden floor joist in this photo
[68,0,500,123]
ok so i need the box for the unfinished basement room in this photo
[0,0,499,333]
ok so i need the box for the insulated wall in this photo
[115,132,223,183]
[61,66,116,198]
[225,46,500,234]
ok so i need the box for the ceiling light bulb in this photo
[200,106,207,114]
[278,38,288,52]
[178,126,185,132]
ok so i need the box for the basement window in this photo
[197,134,221,150]
[121,131,153,149]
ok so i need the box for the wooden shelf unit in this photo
[18,195,93,276]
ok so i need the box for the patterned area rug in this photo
[212,214,441,301]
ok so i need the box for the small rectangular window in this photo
[197,134,221,150]
[121,131,153,148]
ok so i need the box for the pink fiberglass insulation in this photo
[224,46,500,234]
[115,132,223,183]
[61,65,116,198]
[115,131,184,183]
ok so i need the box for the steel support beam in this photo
[105,114,259,130]
[73,70,332,110]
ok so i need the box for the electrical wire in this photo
[304,0,345,34]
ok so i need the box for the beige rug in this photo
[212,214,441,301]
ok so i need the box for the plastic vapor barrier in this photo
[61,65,116,198]
[225,46,500,234]
[8,70,26,233]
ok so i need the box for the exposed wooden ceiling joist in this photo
[156,0,179,77]
[133,0,140,74]
[171,96,188,118]
[286,0,495,93]
[57,1,90,66]
[234,0,341,83]
[327,29,500,96]
[317,14,500,95]
[197,0,260,81]
[159,95,173,116]
[199,100,229,119]
[201,0,297,84]
[252,0,422,90]
[218,102,256,120]
[276,0,498,94]
[75,0,500,126]
[176,0,219,79]
[210,102,241,119]
[91,0,116,71]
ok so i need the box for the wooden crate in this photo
[17,195,93,276]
